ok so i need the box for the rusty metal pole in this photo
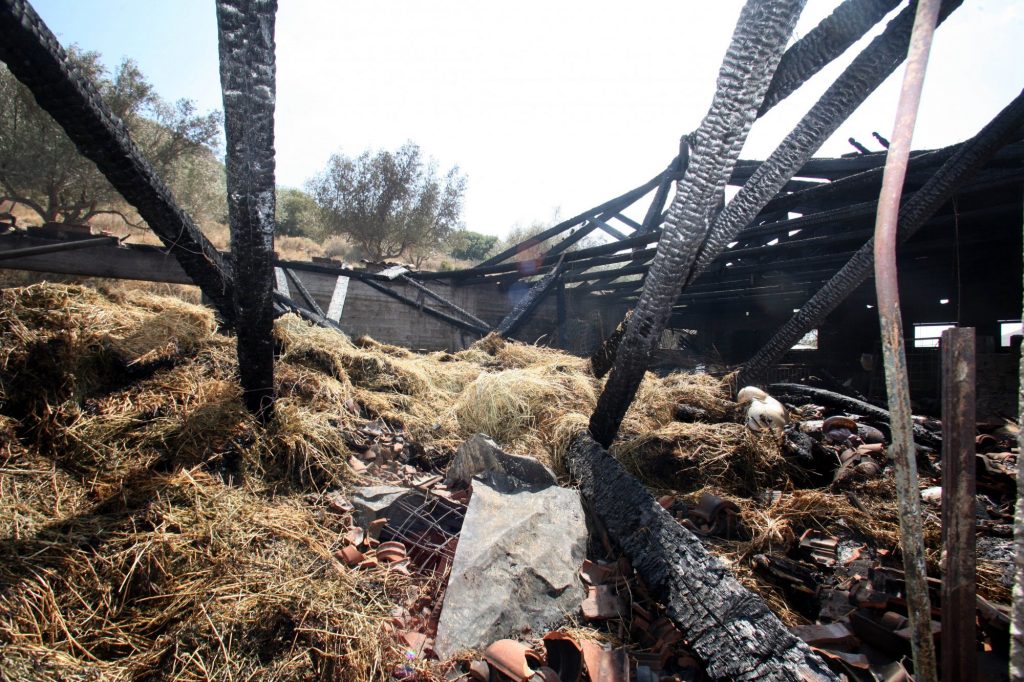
[941,327,977,680]
[871,0,941,680]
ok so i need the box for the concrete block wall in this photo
[286,269,625,353]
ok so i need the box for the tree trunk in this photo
[0,0,236,322]
[216,0,278,418]
[566,432,837,681]
[737,88,1024,387]
[590,0,806,448]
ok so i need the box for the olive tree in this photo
[307,142,466,262]
[0,48,222,226]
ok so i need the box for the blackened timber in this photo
[283,267,326,318]
[0,0,235,321]
[474,169,677,268]
[759,0,901,115]
[546,220,599,257]
[360,278,489,336]
[0,235,118,260]
[417,229,663,281]
[217,0,279,418]
[590,310,631,378]
[638,154,683,234]
[588,0,807,449]
[592,217,628,241]
[274,291,342,331]
[692,0,965,281]
[737,88,1024,386]
[397,274,491,331]
[495,257,566,338]
[566,433,837,680]
[940,327,977,682]
[769,383,942,449]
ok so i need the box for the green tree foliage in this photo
[0,48,223,226]
[275,187,323,238]
[307,142,466,262]
[447,230,498,262]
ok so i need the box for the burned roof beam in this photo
[495,257,566,339]
[397,274,492,331]
[737,87,1024,386]
[0,0,236,322]
[474,164,680,268]
[589,0,808,449]
[566,432,836,680]
[690,0,965,283]
[360,278,489,336]
[759,0,902,115]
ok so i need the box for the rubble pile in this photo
[0,284,1017,680]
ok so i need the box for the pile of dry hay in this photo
[0,283,995,676]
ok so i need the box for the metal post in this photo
[871,0,941,679]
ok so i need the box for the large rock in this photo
[446,433,557,492]
[434,480,587,659]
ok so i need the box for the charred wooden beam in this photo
[737,88,1024,386]
[759,0,901,115]
[546,220,599,257]
[397,274,491,331]
[0,0,235,321]
[283,267,326,318]
[416,229,663,282]
[638,153,685,234]
[495,257,566,338]
[691,0,964,282]
[589,310,631,378]
[217,0,278,418]
[769,382,942,449]
[361,278,489,336]
[474,171,670,268]
[566,432,836,680]
[0,235,118,260]
[589,0,807,448]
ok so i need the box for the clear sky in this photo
[27,0,1024,238]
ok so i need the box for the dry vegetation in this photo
[0,282,1000,678]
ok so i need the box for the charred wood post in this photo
[940,327,977,681]
[566,432,836,680]
[589,0,806,448]
[871,1,941,677]
[0,0,236,321]
[495,257,566,339]
[737,87,1024,387]
[217,0,279,418]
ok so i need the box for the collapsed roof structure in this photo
[0,0,1022,679]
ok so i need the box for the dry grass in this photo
[1,282,981,677]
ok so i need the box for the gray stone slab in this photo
[446,433,557,492]
[434,480,587,658]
